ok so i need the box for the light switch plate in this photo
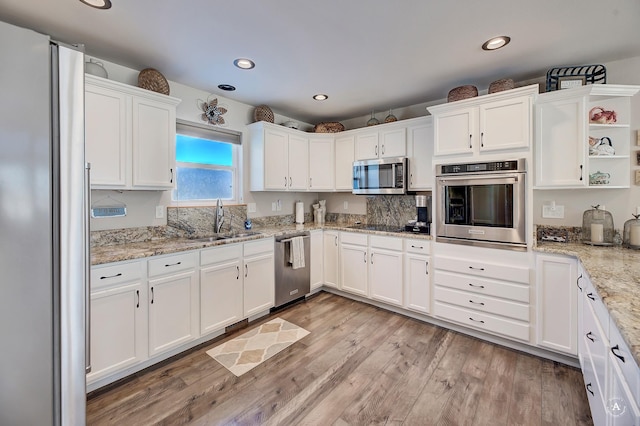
[247,203,256,213]
[542,204,564,219]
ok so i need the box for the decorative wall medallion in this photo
[198,96,228,126]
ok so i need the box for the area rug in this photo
[206,317,309,377]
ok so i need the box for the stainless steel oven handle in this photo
[437,174,522,183]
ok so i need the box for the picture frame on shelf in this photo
[557,75,586,90]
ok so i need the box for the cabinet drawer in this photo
[201,243,242,266]
[434,270,529,303]
[434,301,529,342]
[91,261,143,290]
[148,252,197,278]
[582,299,608,393]
[584,280,609,339]
[369,235,402,251]
[340,232,368,246]
[404,239,431,255]
[243,238,274,257]
[434,286,529,322]
[609,321,640,404]
[435,255,529,284]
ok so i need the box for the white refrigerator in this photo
[0,20,88,425]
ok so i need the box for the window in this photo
[172,120,241,205]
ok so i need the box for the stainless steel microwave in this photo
[352,157,406,195]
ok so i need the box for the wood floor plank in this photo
[400,332,475,425]
[85,293,593,426]
[471,346,518,426]
[541,361,583,426]
[506,353,543,426]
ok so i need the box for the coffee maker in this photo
[405,194,431,234]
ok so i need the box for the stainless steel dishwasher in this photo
[274,231,310,308]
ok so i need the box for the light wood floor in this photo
[87,292,593,425]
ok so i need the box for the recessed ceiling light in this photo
[218,84,236,91]
[79,0,112,9]
[313,94,328,101]
[482,36,511,51]
[233,58,255,70]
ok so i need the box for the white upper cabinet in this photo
[249,121,309,191]
[534,84,640,189]
[355,124,406,160]
[406,116,434,190]
[85,74,180,190]
[308,135,335,190]
[429,85,537,159]
[334,134,355,191]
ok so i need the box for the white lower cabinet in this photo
[369,236,403,306]
[340,232,369,297]
[323,230,340,289]
[148,252,199,357]
[200,244,243,336]
[88,260,147,384]
[433,244,530,342]
[535,253,578,355]
[579,267,640,425]
[310,229,323,291]
[404,240,431,314]
[242,239,275,317]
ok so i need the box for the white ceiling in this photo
[1,0,639,124]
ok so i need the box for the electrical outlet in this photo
[247,203,256,213]
[155,205,164,219]
[542,204,564,219]
[276,199,282,211]
[343,201,348,210]
[271,202,277,211]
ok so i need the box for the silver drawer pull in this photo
[469,266,485,271]
[100,272,122,280]
[411,245,424,249]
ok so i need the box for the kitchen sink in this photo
[188,236,229,242]
[222,231,262,238]
[187,231,262,243]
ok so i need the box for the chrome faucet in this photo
[214,198,224,233]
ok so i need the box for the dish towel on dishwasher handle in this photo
[289,236,305,270]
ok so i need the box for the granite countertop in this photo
[535,242,640,366]
[91,223,432,265]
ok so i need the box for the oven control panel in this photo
[439,159,524,175]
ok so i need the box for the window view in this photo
[172,122,240,204]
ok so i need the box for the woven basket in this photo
[254,105,274,123]
[447,85,478,102]
[488,78,515,94]
[313,122,345,133]
[137,68,170,95]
